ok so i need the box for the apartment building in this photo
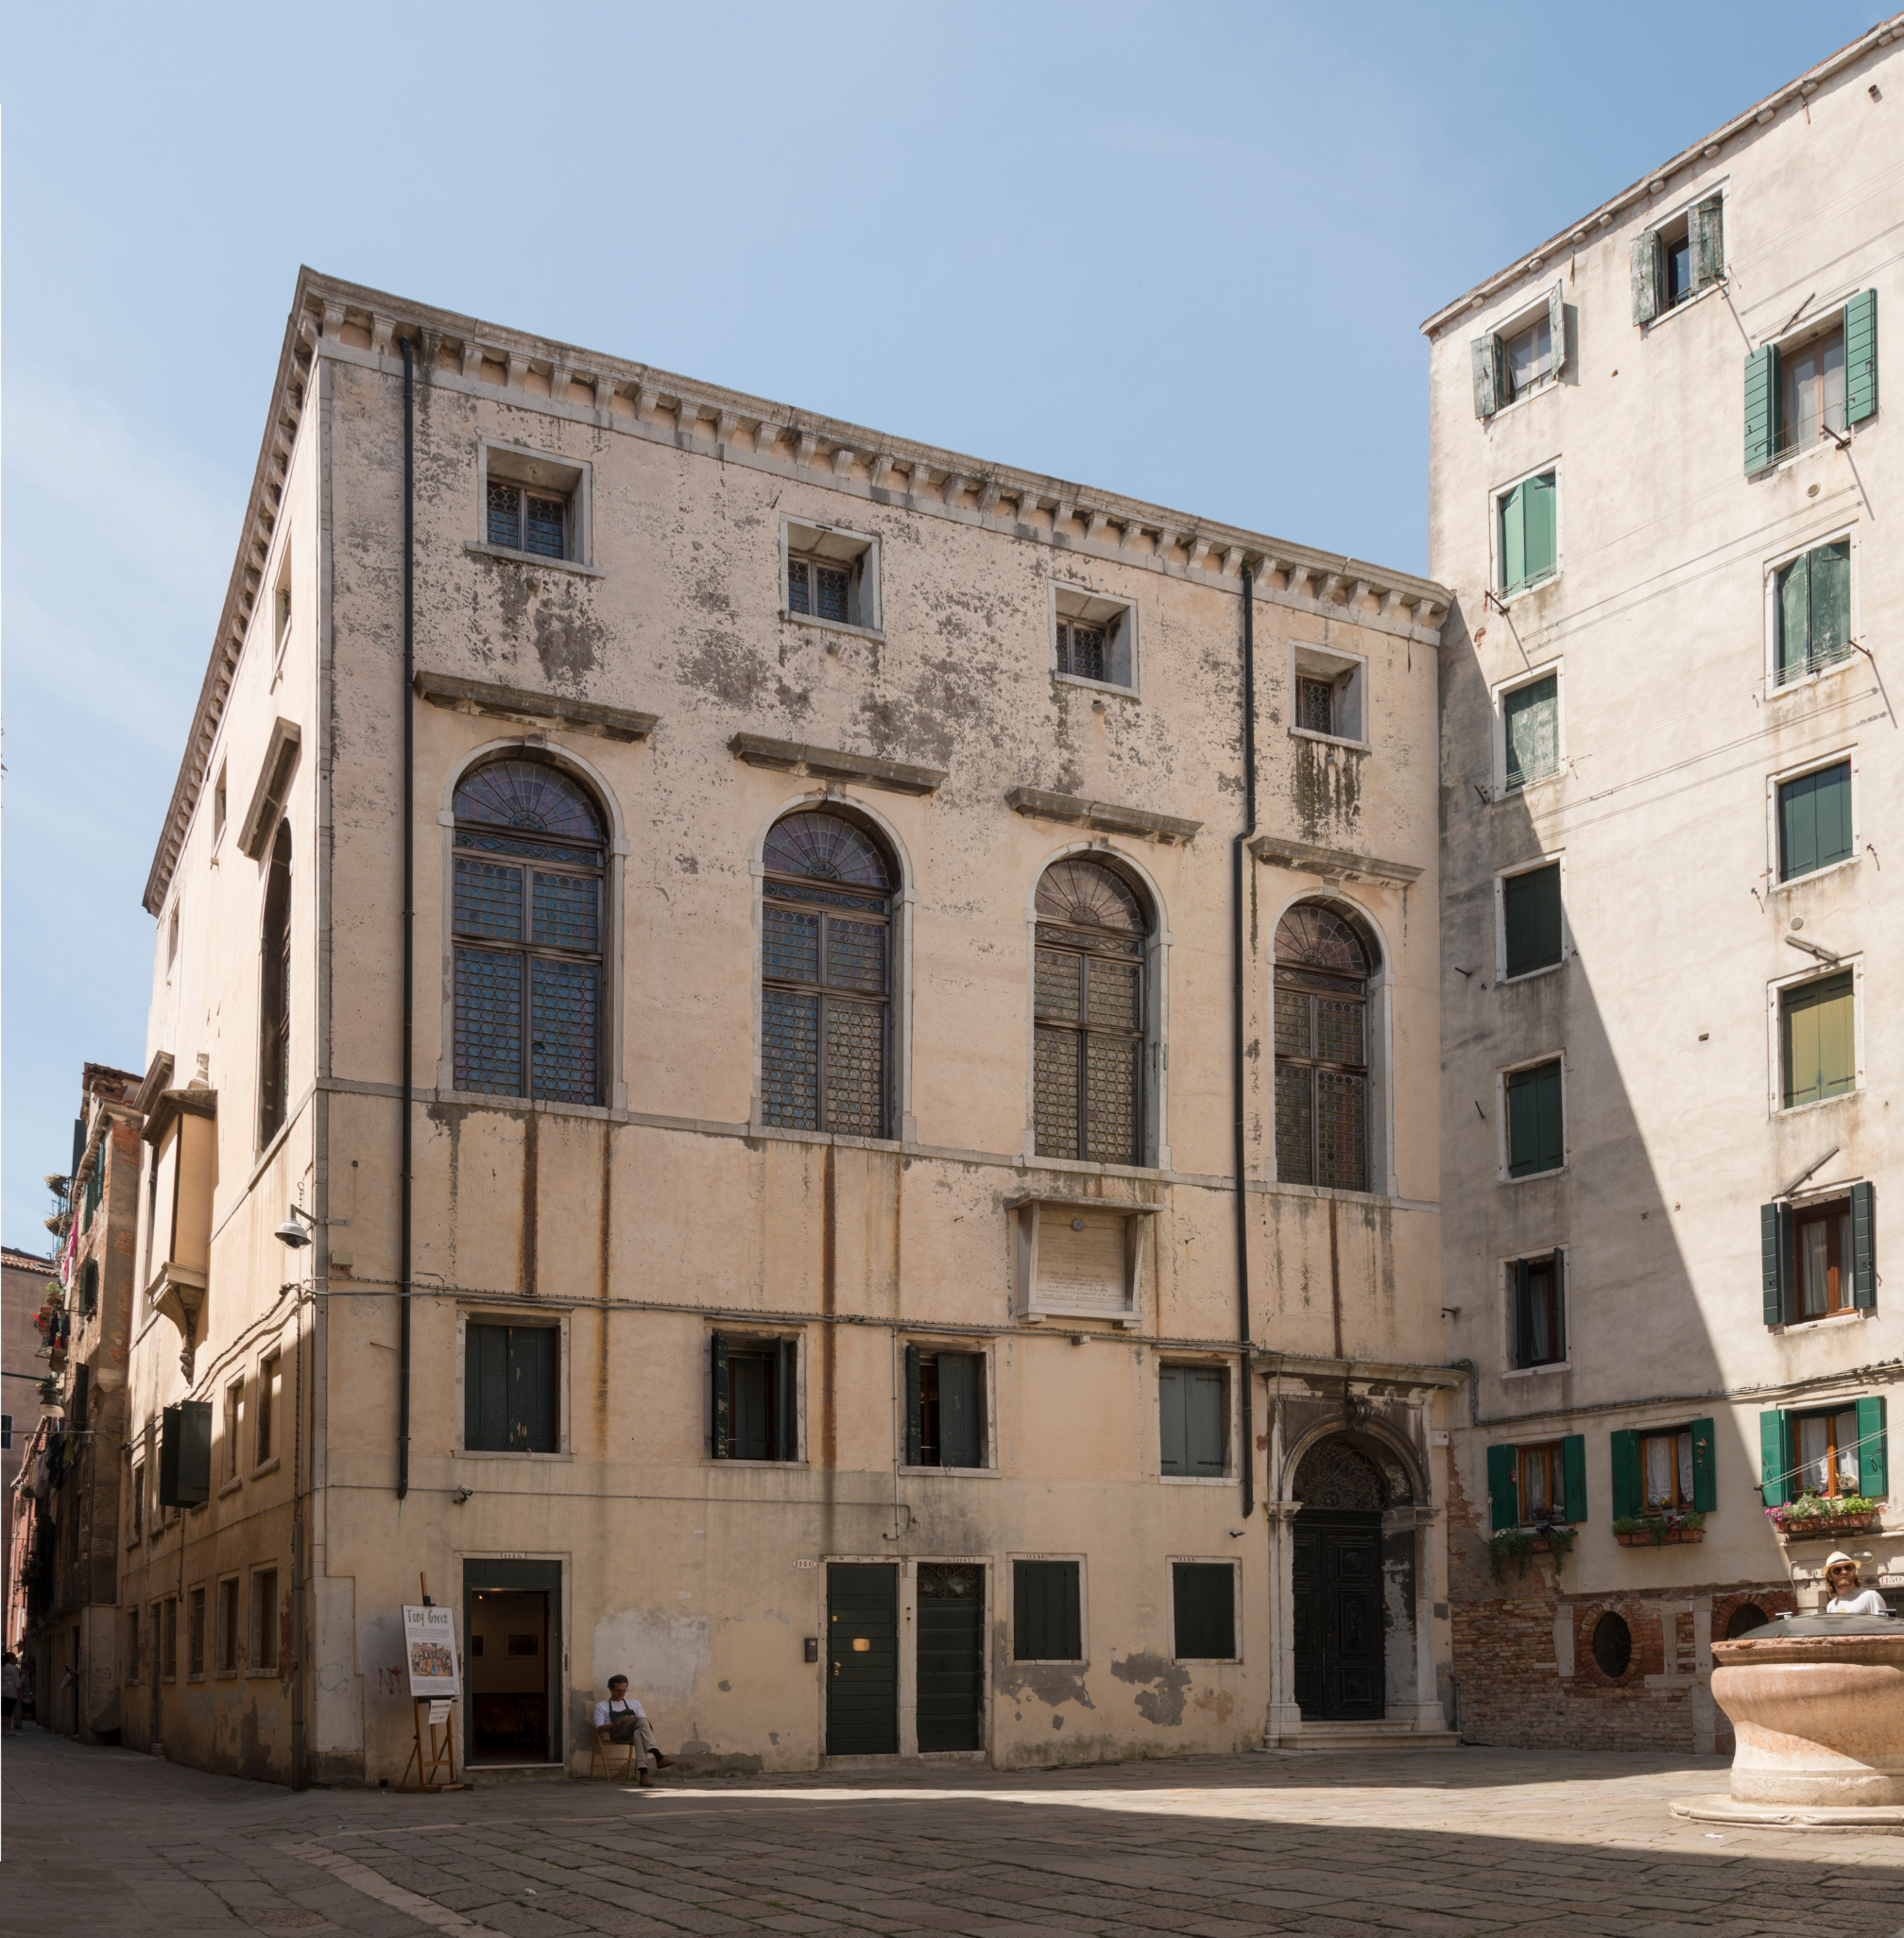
[4,1243,55,1650]
[1427,19,1904,1749]
[115,266,1455,1785]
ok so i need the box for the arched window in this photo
[452,759,605,1103]
[1033,857,1148,1164]
[1274,903,1372,1192]
[761,811,892,1136]
[259,820,292,1142]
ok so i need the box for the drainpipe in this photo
[1233,566,1259,1518]
[397,338,415,1501]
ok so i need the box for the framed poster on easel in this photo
[398,1582,469,1790]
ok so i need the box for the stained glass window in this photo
[1032,859,1148,1165]
[787,556,852,625]
[1274,903,1371,1192]
[451,759,605,1102]
[761,812,891,1136]
[486,480,567,559]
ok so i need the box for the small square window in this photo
[1509,1251,1566,1368]
[1518,1442,1568,1519]
[1291,644,1364,744]
[1501,863,1562,978]
[1505,1058,1564,1177]
[1013,1560,1082,1661]
[1501,674,1559,792]
[712,1332,798,1462]
[1781,972,1855,1109]
[1171,1562,1236,1661]
[1774,542,1852,686]
[1498,472,1557,593]
[1159,1365,1226,1477]
[1052,584,1135,691]
[477,441,590,566]
[783,520,878,632]
[1777,761,1853,880]
[1504,310,1554,400]
[487,480,567,558]
[465,1321,560,1453]
[906,1348,986,1468]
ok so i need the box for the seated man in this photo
[591,1674,675,1784]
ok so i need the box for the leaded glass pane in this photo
[457,831,601,868]
[455,761,604,843]
[765,881,883,914]
[1275,1063,1312,1184]
[524,495,565,559]
[1088,959,1141,1031]
[530,958,598,1103]
[815,565,850,624]
[486,481,521,549]
[826,918,886,995]
[531,871,598,951]
[1274,905,1371,974]
[1296,677,1334,734]
[763,906,820,985]
[762,989,819,1128]
[1315,1072,1365,1191]
[454,857,523,941]
[1035,950,1081,1022]
[1034,1030,1079,1159]
[1085,1036,1140,1164]
[1036,859,1143,932]
[764,812,889,888]
[1315,998,1364,1067]
[1274,987,1312,1058]
[787,558,810,613]
[455,949,523,1094]
[825,1002,884,1136]
[1059,624,1106,681]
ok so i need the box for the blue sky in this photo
[2,0,1889,1253]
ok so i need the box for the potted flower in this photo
[1613,1508,1707,1547]
[1488,1520,1577,1584]
[1764,1491,1883,1540]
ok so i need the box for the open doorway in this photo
[464,1561,561,1766]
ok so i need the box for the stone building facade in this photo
[4,1243,55,1650]
[1426,19,1904,1750]
[117,266,1454,1785]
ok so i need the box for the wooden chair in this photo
[588,1723,641,1782]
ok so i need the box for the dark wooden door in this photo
[827,1564,898,1755]
[1292,1512,1384,1720]
[916,1564,984,1752]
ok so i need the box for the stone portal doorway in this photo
[1292,1438,1386,1721]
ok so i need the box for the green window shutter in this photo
[939,1353,983,1468]
[1172,1563,1235,1660]
[1500,481,1526,590]
[1783,971,1855,1107]
[1690,1417,1718,1513]
[1159,1366,1188,1476]
[1744,342,1780,474]
[1761,1201,1793,1325]
[773,1337,798,1462]
[712,1331,729,1459]
[1609,1429,1642,1519]
[1776,554,1810,684]
[1855,1395,1887,1499]
[1561,1433,1587,1524]
[1759,1410,1791,1507]
[1485,1443,1519,1532]
[1810,540,1851,666]
[1471,334,1502,418]
[1507,1060,1564,1177]
[1552,1248,1568,1362]
[1013,1559,1082,1660]
[1850,1180,1876,1310]
[1512,1260,1533,1370]
[1779,762,1851,881]
[1845,287,1878,424]
[1693,194,1725,288]
[1547,284,1567,378]
[1502,863,1562,977]
[1631,230,1662,324]
[1522,472,1557,583]
[159,1400,212,1509]
[904,1345,922,1466]
[466,1321,508,1450]
[1502,676,1558,791]
[508,1327,557,1453]
[1186,1370,1226,1478]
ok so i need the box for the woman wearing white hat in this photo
[1821,1552,1889,1615]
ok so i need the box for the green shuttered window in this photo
[1781,972,1855,1109]
[464,1323,558,1453]
[1013,1560,1082,1661]
[1762,1182,1875,1325]
[1506,1059,1564,1177]
[905,1347,986,1468]
[1502,864,1562,977]
[1502,676,1559,792]
[1499,472,1557,592]
[159,1399,213,1508]
[1775,542,1852,685]
[1845,287,1879,423]
[1761,1398,1887,1505]
[1171,1562,1236,1661]
[1778,762,1853,879]
[1610,1420,1714,1517]
[1744,342,1780,474]
[1487,1434,1587,1529]
[1510,1250,1566,1368]
[1159,1366,1226,1477]
[712,1333,798,1462]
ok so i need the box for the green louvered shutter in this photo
[1810,540,1851,667]
[1471,334,1503,418]
[1503,863,1562,977]
[939,1352,983,1468]
[1759,1410,1791,1507]
[773,1336,798,1462]
[1609,1429,1642,1519]
[1502,675,1559,790]
[1523,473,1557,583]
[1693,195,1725,287]
[1631,231,1662,324]
[1185,1369,1226,1477]
[1512,1259,1534,1369]
[1776,553,1810,684]
[508,1327,557,1452]
[1783,971,1855,1108]
[1501,480,1527,590]
[1744,342,1780,474]
[1850,1180,1876,1310]
[1844,287,1878,423]
[1486,1443,1518,1531]
[1761,1201,1793,1326]
[1690,1417,1718,1513]
[1855,1395,1887,1498]
[1547,283,1567,378]
[1507,1060,1564,1176]
[904,1346,922,1465]
[1779,761,1852,882]
[1159,1365,1187,1475]
[466,1321,508,1450]
[711,1331,729,1459]
[1013,1560,1081,1660]
[1552,1248,1567,1362]
[1561,1433,1587,1524]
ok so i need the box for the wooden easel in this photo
[396,1573,471,1792]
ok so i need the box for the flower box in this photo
[1774,1511,1880,1542]
[1616,1527,1706,1547]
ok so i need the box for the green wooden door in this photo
[916,1563,985,1753]
[826,1564,898,1756]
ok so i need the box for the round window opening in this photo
[1725,1603,1770,1640]
[1591,1611,1633,1678]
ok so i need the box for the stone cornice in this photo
[1004,786,1201,846]
[414,670,658,744]
[1249,834,1423,886]
[728,732,946,797]
[1420,15,1904,336]
[146,266,1452,916]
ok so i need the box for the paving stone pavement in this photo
[5,1725,1903,1938]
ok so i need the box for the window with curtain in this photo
[1795,1408,1862,1497]
[1033,858,1148,1164]
[1775,540,1851,685]
[760,812,892,1137]
[259,820,292,1143]
[1274,905,1371,1192]
[452,760,605,1104]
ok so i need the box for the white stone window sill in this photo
[702,1457,807,1469]
[1499,771,1565,803]
[1289,727,1372,754]
[250,1457,282,1481]
[1778,1091,1860,1120]
[1771,1308,1872,1333]
[1499,572,1560,608]
[752,1123,902,1155]
[245,1667,283,1680]
[1173,1656,1243,1667]
[1500,959,1567,986]
[1483,373,1558,425]
[1501,1361,1571,1379]
[1501,1164,1569,1186]
[455,1449,575,1462]
[1014,1657,1089,1668]
[1641,280,1725,334]
[441,1089,613,1122]
[217,1476,243,1499]
[780,609,883,644]
[1053,671,1139,701]
[1754,426,1860,485]
[899,1465,1000,1480]
[1160,1474,1237,1487]
[1773,856,1859,892]
[1768,657,1862,704]
[463,540,605,579]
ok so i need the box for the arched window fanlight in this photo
[451,758,606,1103]
[259,820,293,1144]
[1033,857,1149,1164]
[761,811,893,1137]
[1274,903,1372,1192]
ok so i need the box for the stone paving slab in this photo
[7,1726,1904,1938]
